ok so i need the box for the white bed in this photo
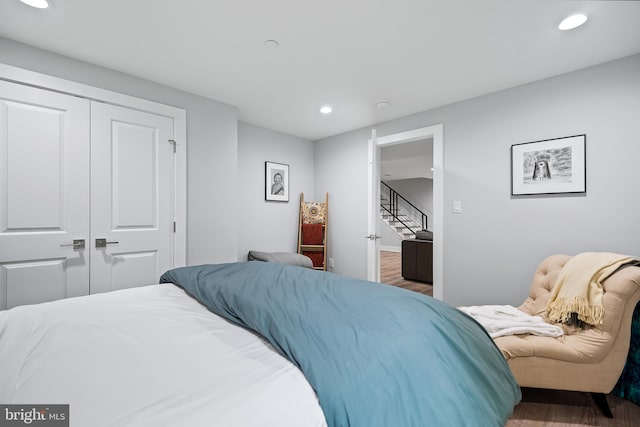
[0,283,327,427]
[2,262,522,426]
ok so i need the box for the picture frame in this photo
[511,134,586,196]
[265,161,289,202]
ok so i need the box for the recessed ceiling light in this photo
[558,14,588,31]
[320,106,333,114]
[264,39,279,48]
[19,0,49,8]
[376,100,390,109]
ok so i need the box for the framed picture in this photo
[265,161,289,202]
[511,134,586,196]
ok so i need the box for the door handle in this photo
[60,239,85,249]
[96,238,119,248]
[365,234,381,240]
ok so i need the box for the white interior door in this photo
[366,125,444,299]
[89,102,174,294]
[367,129,381,282]
[0,80,90,309]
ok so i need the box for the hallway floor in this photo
[379,250,432,296]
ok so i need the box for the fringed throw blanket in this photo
[547,252,635,326]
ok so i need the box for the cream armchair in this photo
[493,254,640,417]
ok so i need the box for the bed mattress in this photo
[0,283,327,427]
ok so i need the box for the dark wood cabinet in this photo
[401,239,433,283]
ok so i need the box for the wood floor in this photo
[379,250,640,426]
[379,250,432,296]
[508,388,640,427]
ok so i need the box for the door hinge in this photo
[169,139,177,153]
[173,221,177,233]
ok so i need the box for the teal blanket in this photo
[160,262,520,427]
[613,301,640,404]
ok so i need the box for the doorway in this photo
[367,124,443,300]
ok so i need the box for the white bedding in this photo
[458,304,564,338]
[0,284,327,427]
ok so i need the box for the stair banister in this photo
[380,182,429,236]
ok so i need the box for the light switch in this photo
[452,200,462,213]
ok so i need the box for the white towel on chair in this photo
[458,305,564,338]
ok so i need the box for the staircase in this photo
[380,182,428,240]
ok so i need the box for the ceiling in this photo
[1,1,639,141]
[381,138,433,181]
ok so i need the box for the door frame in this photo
[0,62,187,267]
[367,130,380,282]
[368,124,443,300]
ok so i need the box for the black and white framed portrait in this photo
[511,134,586,196]
[265,161,289,202]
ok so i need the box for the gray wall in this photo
[0,37,239,265]
[314,132,370,278]
[316,54,640,307]
[385,178,434,221]
[237,122,315,260]
[378,218,402,251]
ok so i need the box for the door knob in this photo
[60,239,85,249]
[96,238,119,248]
[365,234,381,240]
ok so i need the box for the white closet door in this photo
[0,80,90,310]
[89,102,174,294]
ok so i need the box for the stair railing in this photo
[380,181,428,236]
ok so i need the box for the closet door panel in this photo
[113,124,156,227]
[90,102,174,294]
[1,259,67,308]
[109,251,158,291]
[0,80,90,310]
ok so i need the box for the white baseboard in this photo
[380,245,401,253]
